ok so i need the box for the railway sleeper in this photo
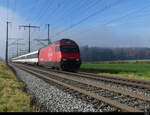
[103,106,115,112]
[86,87,100,91]
[100,104,112,110]
[90,99,99,105]
[129,101,140,107]
[93,102,106,109]
[112,94,125,99]
[89,90,105,94]
[119,98,137,105]
[138,105,150,112]
[98,92,115,97]
[97,92,115,97]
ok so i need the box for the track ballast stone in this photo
[10,65,107,112]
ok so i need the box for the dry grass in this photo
[0,62,36,112]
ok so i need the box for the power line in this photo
[29,0,54,37]
[31,0,54,24]
[53,0,101,30]
[33,0,60,24]
[32,0,99,40]
[9,38,24,56]
[33,24,51,46]
[41,0,66,22]
[51,0,92,28]
[34,38,47,46]
[29,1,59,46]
[30,0,85,39]
[53,0,121,38]
[43,0,89,27]
[19,24,40,52]
[12,0,17,22]
[6,0,9,21]
[104,3,150,25]
[73,3,150,37]
[25,0,40,21]
[53,0,115,35]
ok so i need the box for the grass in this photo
[0,62,36,112]
[84,59,150,64]
[80,64,150,81]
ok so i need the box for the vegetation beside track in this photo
[0,62,36,112]
[80,63,150,81]
[83,59,150,64]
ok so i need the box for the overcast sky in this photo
[0,0,150,58]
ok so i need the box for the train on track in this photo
[12,39,82,72]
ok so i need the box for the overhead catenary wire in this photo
[30,0,55,24]
[29,0,63,46]
[33,0,104,41]
[52,0,121,38]
[41,0,95,28]
[8,0,150,55]
[51,0,100,30]
[24,0,40,21]
[53,0,118,36]
[23,0,41,22]
[29,0,99,42]
[40,0,73,23]
[29,0,54,38]
[104,3,150,25]
[72,3,150,38]
[29,0,121,45]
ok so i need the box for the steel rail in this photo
[23,64,150,90]
[79,71,150,85]
[14,63,150,103]
[46,67,150,90]
[11,63,141,112]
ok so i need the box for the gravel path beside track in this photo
[10,65,103,112]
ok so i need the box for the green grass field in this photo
[0,62,36,112]
[80,64,150,81]
[84,59,150,64]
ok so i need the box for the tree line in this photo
[80,46,150,62]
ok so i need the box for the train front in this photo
[57,39,81,71]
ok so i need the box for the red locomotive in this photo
[12,39,82,72]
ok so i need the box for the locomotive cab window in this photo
[60,46,79,53]
[55,46,60,52]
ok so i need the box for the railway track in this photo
[54,69,150,90]
[46,67,150,95]
[21,64,150,96]
[22,64,150,91]
[11,63,150,112]
[79,71,150,85]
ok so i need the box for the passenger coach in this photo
[12,50,38,64]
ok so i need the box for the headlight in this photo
[62,58,67,61]
[76,59,79,61]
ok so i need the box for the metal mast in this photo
[19,24,40,52]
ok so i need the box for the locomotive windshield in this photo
[60,46,79,53]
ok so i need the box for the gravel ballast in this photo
[67,74,150,98]
[10,65,107,112]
